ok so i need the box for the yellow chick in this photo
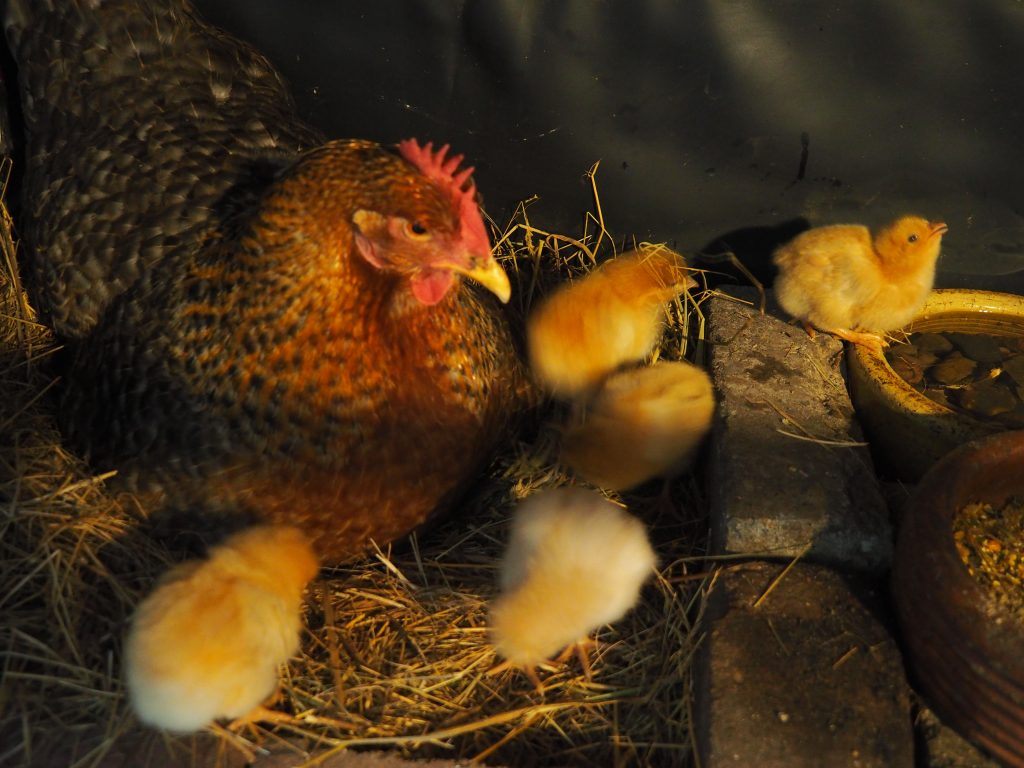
[490,487,657,680]
[772,216,948,352]
[124,525,319,732]
[527,244,697,397]
[561,360,715,490]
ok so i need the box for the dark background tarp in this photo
[195,0,1024,292]
[20,1,1024,290]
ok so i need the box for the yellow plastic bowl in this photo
[846,289,1024,482]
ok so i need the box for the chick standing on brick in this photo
[124,525,318,732]
[489,487,656,686]
[773,216,949,353]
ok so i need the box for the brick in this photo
[704,287,892,572]
[695,561,913,768]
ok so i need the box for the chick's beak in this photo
[930,221,949,238]
[448,254,512,303]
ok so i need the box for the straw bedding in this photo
[0,162,713,767]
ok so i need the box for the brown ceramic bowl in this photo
[847,289,1024,482]
[892,429,1024,765]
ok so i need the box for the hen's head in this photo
[349,139,509,306]
[874,216,948,268]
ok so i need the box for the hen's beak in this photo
[448,255,512,304]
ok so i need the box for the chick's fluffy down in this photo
[562,360,715,491]
[772,216,946,335]
[490,487,657,667]
[527,246,695,397]
[125,525,318,732]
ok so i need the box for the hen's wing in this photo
[5,0,323,336]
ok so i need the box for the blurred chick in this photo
[490,488,656,682]
[125,525,318,732]
[527,245,697,397]
[772,216,948,352]
[562,360,715,491]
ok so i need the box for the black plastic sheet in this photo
[195,1,1024,290]
[0,0,1012,292]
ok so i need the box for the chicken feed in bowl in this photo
[893,429,1024,765]
[953,496,1024,621]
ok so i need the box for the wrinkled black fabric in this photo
[4,0,1017,291]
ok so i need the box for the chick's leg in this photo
[487,659,546,694]
[228,704,296,731]
[555,637,598,680]
[830,327,887,353]
[227,687,295,731]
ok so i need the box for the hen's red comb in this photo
[398,139,490,255]
[399,139,475,189]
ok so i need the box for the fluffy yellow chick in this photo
[490,487,657,680]
[772,216,948,352]
[527,245,697,397]
[124,525,319,732]
[561,360,715,490]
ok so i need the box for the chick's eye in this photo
[908,233,919,243]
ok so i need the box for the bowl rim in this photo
[848,287,1024,422]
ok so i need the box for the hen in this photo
[772,216,948,353]
[4,0,528,563]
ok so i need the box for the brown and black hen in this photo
[4,0,529,563]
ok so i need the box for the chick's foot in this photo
[831,327,888,353]
[227,702,297,732]
[554,636,598,681]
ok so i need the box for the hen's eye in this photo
[406,220,429,238]
[908,233,919,243]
